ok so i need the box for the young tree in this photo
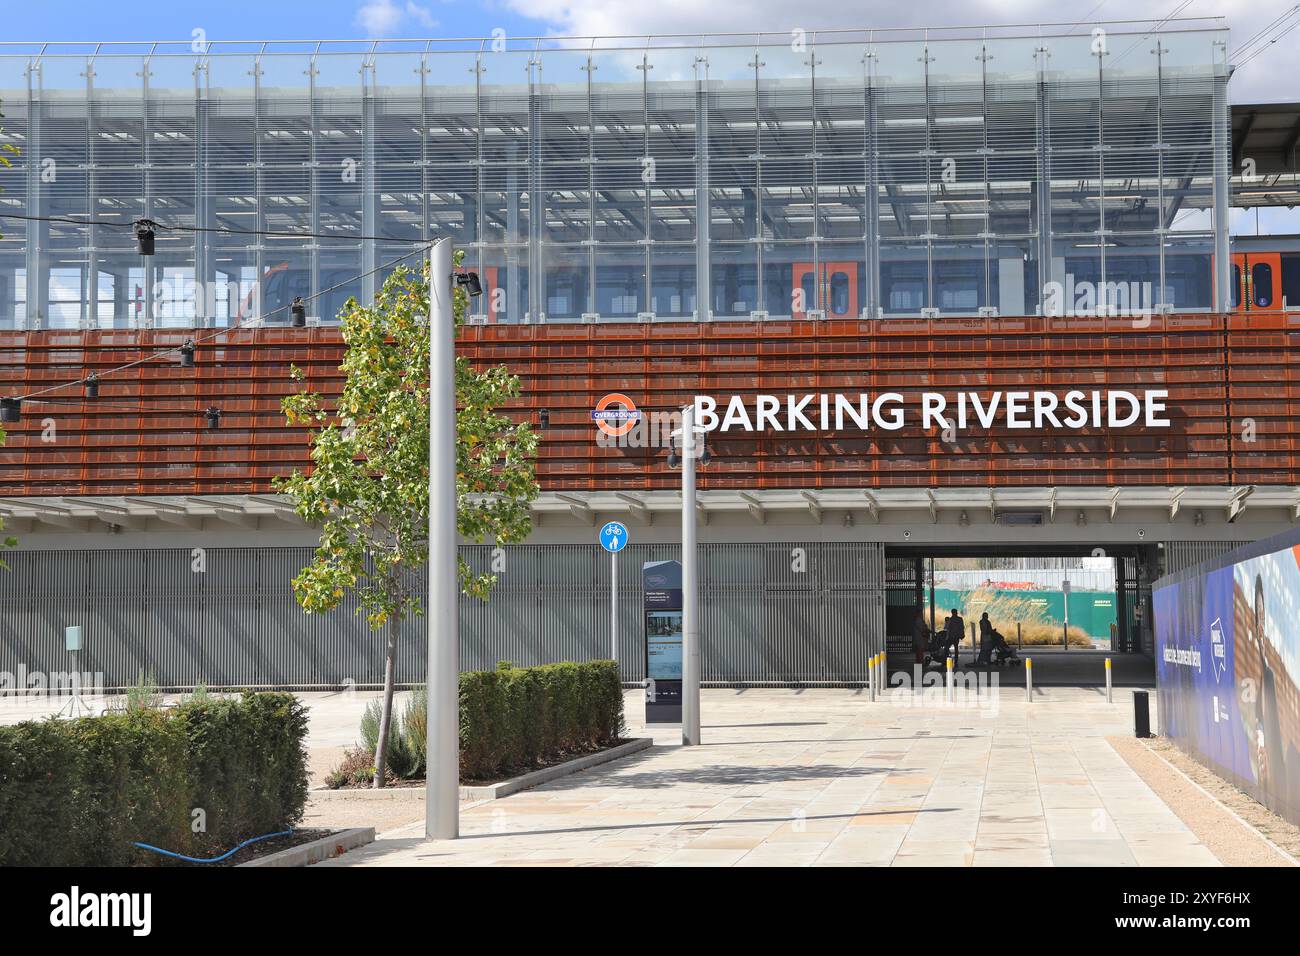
[277,257,537,787]
[0,425,16,571]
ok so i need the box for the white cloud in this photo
[355,0,439,36]
[406,2,437,27]
[499,0,1296,103]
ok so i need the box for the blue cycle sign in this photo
[600,521,629,553]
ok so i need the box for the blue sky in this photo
[5,1,1294,105]
[2,1,546,44]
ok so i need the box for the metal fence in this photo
[0,542,886,689]
[1161,540,1243,577]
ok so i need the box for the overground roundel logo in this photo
[591,393,641,438]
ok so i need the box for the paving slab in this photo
[315,686,1237,868]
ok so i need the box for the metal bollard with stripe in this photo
[1105,656,1113,703]
[1026,657,1033,702]
[946,656,954,702]
[869,652,877,702]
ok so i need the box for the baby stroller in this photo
[990,628,1022,667]
[923,629,954,669]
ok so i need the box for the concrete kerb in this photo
[308,737,655,802]
[238,828,375,867]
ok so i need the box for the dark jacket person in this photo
[945,609,965,662]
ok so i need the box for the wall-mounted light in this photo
[958,509,970,527]
[291,296,306,327]
[179,340,195,368]
[134,219,156,256]
[0,397,20,423]
[84,374,99,399]
[843,511,854,527]
[453,272,483,297]
[204,406,222,430]
[1194,510,1206,526]
[1075,510,1088,527]
[539,408,550,429]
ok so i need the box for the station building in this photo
[0,22,1298,688]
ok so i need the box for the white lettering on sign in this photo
[693,390,1170,433]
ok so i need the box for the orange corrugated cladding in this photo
[0,314,1296,496]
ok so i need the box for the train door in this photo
[1229,252,1283,313]
[791,262,859,319]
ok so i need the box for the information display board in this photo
[642,560,683,724]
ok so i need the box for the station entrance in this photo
[883,544,1159,686]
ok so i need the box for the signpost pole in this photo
[1063,578,1071,652]
[611,550,618,665]
[600,521,629,674]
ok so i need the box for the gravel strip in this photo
[1108,735,1294,867]
[301,789,424,835]
[1145,737,1300,863]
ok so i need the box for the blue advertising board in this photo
[1154,527,1300,825]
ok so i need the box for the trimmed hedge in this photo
[460,660,624,781]
[0,692,308,866]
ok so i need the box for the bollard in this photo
[1134,689,1151,738]
[878,651,885,698]
[1105,657,1113,703]
[946,656,954,702]
[1017,621,1022,649]
[1025,657,1033,702]
[869,653,877,702]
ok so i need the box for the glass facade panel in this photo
[0,26,1230,328]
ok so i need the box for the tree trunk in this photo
[373,617,400,789]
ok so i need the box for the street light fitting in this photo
[453,272,483,297]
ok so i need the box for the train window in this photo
[1251,262,1273,308]
[800,271,816,312]
[881,260,927,313]
[829,270,850,314]
[1282,254,1300,310]
[1232,264,1241,310]
[886,281,924,312]
[935,263,982,311]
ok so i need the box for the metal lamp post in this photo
[426,238,459,840]
[680,404,702,746]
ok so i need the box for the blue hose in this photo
[133,829,294,864]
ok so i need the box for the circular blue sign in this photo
[599,521,629,553]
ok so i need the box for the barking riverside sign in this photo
[691,389,1171,434]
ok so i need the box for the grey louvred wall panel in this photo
[0,542,887,688]
[1161,540,1243,577]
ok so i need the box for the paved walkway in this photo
[320,686,1223,867]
